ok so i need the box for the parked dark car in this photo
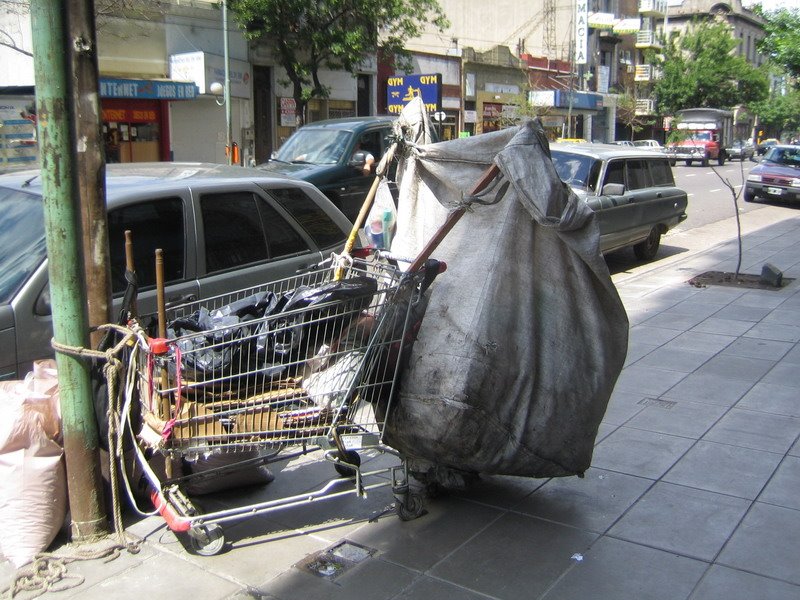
[756,138,779,156]
[551,143,688,260]
[0,162,352,380]
[726,139,755,161]
[744,145,800,203]
[258,116,396,222]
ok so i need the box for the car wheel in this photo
[633,227,661,261]
[685,160,692,166]
[743,188,756,203]
[701,155,709,167]
[669,159,676,167]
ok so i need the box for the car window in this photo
[108,198,185,294]
[268,186,347,249]
[274,129,350,165]
[626,159,652,190]
[0,187,47,304]
[200,191,309,274]
[603,160,625,187]
[647,159,675,186]
[550,151,599,191]
[358,130,384,161]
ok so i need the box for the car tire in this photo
[743,188,756,203]
[633,227,661,261]
[669,159,676,167]
[701,155,709,167]
[685,160,692,166]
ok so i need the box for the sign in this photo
[101,108,158,122]
[99,77,198,100]
[386,73,442,114]
[575,0,588,65]
[464,110,477,124]
[169,51,252,99]
[596,65,610,94]
[280,97,297,127]
[0,97,38,171]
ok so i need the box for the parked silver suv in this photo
[0,163,352,380]
[551,143,688,260]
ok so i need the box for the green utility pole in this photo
[30,0,108,541]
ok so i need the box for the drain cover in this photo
[298,541,376,580]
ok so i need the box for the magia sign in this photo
[386,73,442,115]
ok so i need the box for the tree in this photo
[750,89,800,139]
[615,92,653,141]
[650,20,769,116]
[227,0,448,124]
[753,5,800,80]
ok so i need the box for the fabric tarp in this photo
[383,118,629,479]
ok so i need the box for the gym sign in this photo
[386,73,442,114]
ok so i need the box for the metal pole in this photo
[30,0,108,541]
[223,0,233,165]
[66,0,111,351]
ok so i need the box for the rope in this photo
[6,325,147,599]
[1,544,125,599]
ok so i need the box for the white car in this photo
[633,139,663,150]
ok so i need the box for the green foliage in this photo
[750,89,800,138]
[227,0,448,123]
[616,93,653,140]
[753,5,800,80]
[651,20,768,116]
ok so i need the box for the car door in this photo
[591,158,637,251]
[107,193,200,318]
[194,184,324,300]
[333,126,391,220]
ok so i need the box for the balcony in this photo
[634,64,660,81]
[639,0,667,17]
[635,30,661,48]
[635,98,656,115]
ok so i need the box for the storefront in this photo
[99,77,198,163]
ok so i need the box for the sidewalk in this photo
[4,205,800,600]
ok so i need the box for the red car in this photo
[744,145,800,203]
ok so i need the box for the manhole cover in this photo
[297,541,376,580]
[688,271,793,291]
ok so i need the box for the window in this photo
[648,159,674,186]
[0,188,46,304]
[108,198,185,293]
[269,187,346,249]
[626,159,652,191]
[604,160,625,187]
[201,191,309,274]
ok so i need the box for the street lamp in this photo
[211,0,233,165]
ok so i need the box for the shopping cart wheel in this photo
[334,450,361,477]
[188,524,225,556]
[396,493,425,521]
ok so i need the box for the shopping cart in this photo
[121,254,440,555]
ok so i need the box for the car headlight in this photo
[747,174,762,182]
[792,178,800,187]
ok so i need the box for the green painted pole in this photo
[30,0,108,541]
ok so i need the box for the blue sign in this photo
[99,78,198,100]
[386,73,442,115]
[553,90,603,111]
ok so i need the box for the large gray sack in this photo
[384,120,629,478]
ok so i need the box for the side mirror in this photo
[602,183,625,196]
[349,151,367,167]
[34,286,52,317]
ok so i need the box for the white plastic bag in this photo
[0,360,67,568]
[363,179,397,250]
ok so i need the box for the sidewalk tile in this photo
[591,426,694,479]
[662,372,754,407]
[689,565,800,600]
[721,338,793,361]
[713,304,773,322]
[761,362,800,388]
[662,331,735,353]
[625,398,727,439]
[514,467,652,533]
[743,322,800,343]
[663,440,782,500]
[608,482,750,561]
[703,408,800,454]
[428,512,598,600]
[629,325,694,346]
[692,354,776,383]
[612,365,688,396]
[635,347,716,373]
[737,382,800,417]
[540,537,706,600]
[691,317,754,337]
[758,456,800,511]
[718,502,800,585]
[392,576,493,600]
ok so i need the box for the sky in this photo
[742,0,800,9]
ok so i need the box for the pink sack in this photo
[0,360,67,568]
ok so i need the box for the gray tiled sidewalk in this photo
[3,206,800,599]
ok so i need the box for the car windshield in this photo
[690,132,712,141]
[550,151,601,192]
[273,129,351,165]
[0,187,46,304]
[764,147,800,167]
